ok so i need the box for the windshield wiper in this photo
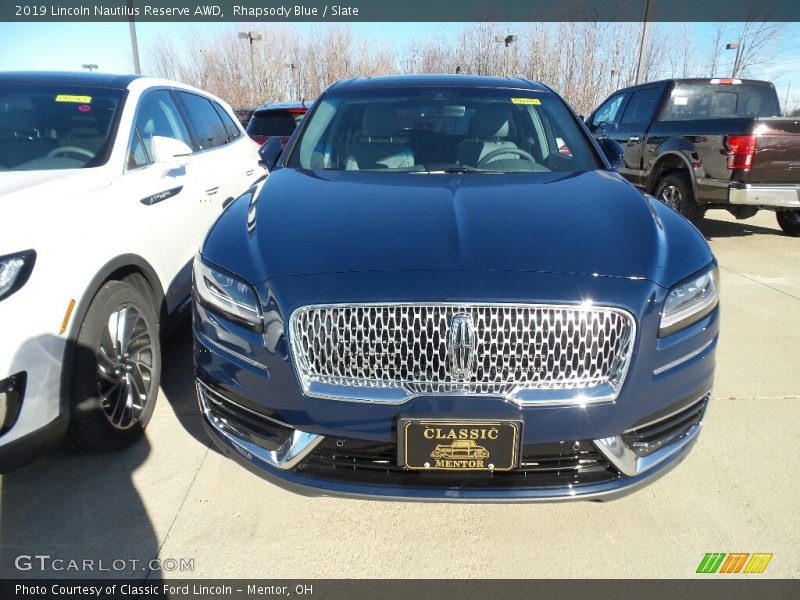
[420,166,503,174]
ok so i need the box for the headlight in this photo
[193,255,262,331]
[659,265,719,337]
[0,250,36,302]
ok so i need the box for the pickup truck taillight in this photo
[725,134,757,170]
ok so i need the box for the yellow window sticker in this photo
[55,94,92,103]
[511,97,541,105]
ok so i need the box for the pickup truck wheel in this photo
[776,210,800,237]
[63,280,161,453]
[655,173,704,225]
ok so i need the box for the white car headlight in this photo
[193,255,262,331]
[659,265,719,337]
[0,250,36,302]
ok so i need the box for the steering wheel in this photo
[47,146,94,160]
[477,147,537,168]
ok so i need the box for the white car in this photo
[0,71,263,470]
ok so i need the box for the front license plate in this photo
[399,419,522,471]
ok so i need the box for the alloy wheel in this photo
[95,304,154,430]
[659,185,682,211]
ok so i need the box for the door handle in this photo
[205,186,219,195]
[628,135,641,143]
[140,186,183,206]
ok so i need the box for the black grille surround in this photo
[296,438,622,489]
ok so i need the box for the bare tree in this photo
[140,20,786,116]
[706,23,729,77]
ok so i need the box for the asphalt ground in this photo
[2,209,798,579]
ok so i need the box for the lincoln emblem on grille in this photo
[448,313,476,380]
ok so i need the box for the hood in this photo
[202,168,714,289]
[0,168,90,196]
[0,168,111,254]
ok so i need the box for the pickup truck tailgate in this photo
[746,118,800,184]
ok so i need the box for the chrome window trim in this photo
[289,302,637,407]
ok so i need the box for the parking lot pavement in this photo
[1,209,798,579]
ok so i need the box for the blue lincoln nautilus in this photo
[192,75,719,501]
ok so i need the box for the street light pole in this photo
[239,31,263,107]
[726,42,743,78]
[783,82,791,116]
[634,0,652,85]
[127,0,141,74]
[494,34,518,77]
[284,63,297,101]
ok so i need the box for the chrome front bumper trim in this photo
[302,379,619,407]
[196,381,323,470]
[196,378,703,500]
[729,184,800,208]
[197,330,269,373]
[593,394,707,476]
[653,336,716,376]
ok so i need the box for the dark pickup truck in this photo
[587,78,800,235]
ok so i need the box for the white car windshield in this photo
[0,83,124,171]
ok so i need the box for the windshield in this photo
[247,109,305,137]
[287,87,600,173]
[659,83,781,120]
[0,83,124,172]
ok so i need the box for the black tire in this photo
[654,172,705,225]
[63,280,161,453]
[776,210,800,237]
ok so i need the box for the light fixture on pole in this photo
[494,34,518,77]
[81,64,98,72]
[726,42,743,78]
[239,31,263,107]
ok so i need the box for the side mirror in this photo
[258,137,283,172]
[151,136,192,170]
[597,137,625,170]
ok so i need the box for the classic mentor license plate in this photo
[400,419,522,471]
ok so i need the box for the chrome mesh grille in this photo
[290,303,635,402]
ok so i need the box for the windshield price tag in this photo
[55,94,92,103]
[511,97,541,105]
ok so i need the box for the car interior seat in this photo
[0,108,58,168]
[345,106,415,170]
[457,104,519,167]
[64,115,106,154]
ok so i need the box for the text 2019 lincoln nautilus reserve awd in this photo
[192,75,719,501]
